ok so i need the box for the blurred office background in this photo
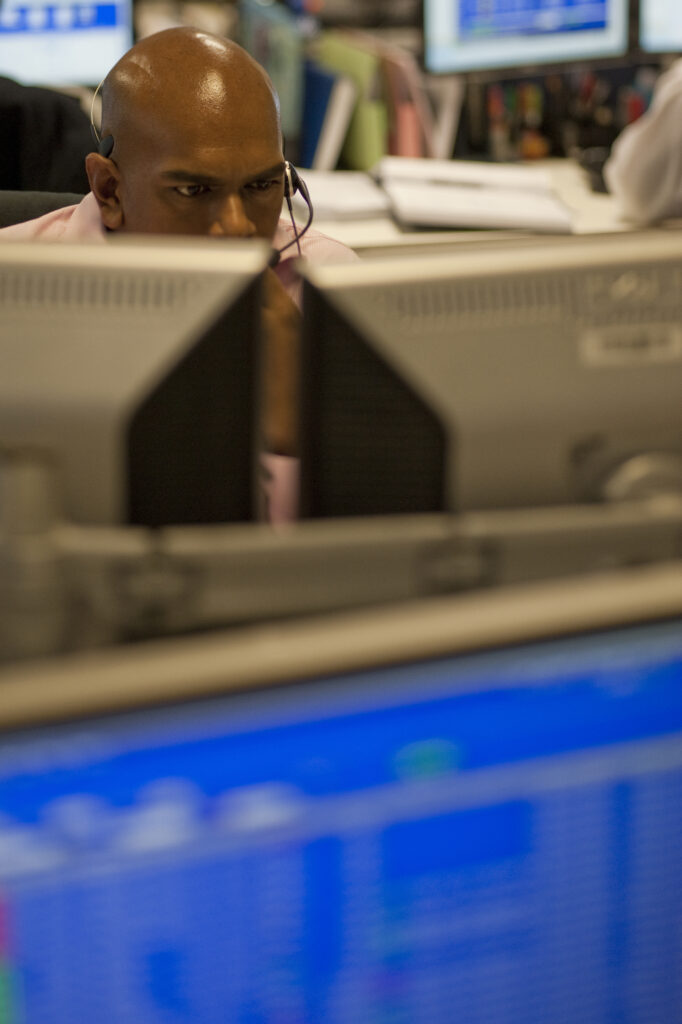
[0,0,676,190]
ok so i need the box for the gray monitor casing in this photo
[0,238,268,526]
[300,232,682,518]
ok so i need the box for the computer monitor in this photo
[0,558,681,1023]
[0,237,268,526]
[639,0,682,54]
[0,0,133,86]
[423,0,630,75]
[298,231,682,518]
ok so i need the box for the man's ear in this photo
[85,152,123,230]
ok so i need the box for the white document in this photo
[292,170,392,220]
[375,155,556,194]
[384,179,574,233]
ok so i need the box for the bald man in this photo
[1,28,357,499]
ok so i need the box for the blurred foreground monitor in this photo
[0,559,681,1022]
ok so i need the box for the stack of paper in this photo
[374,156,556,192]
[374,156,575,233]
[291,170,392,220]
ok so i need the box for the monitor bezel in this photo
[1,558,681,734]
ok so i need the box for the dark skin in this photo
[85,28,300,455]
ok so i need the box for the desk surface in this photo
[313,158,637,258]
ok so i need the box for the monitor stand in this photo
[1,448,682,661]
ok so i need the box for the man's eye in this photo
[175,184,210,197]
[247,179,279,193]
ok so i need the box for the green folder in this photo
[311,31,388,171]
[341,99,388,171]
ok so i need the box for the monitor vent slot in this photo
[364,272,580,337]
[356,259,682,339]
[0,268,197,312]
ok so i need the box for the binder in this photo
[300,59,357,170]
[311,31,388,171]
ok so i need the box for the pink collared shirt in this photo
[0,192,357,294]
[0,193,358,525]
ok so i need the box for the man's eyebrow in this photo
[159,170,225,185]
[250,162,287,179]
[159,163,286,184]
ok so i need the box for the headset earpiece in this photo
[284,161,302,199]
[276,160,314,262]
[98,135,115,158]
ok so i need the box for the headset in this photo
[272,160,313,266]
[90,83,314,267]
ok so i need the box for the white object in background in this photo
[310,75,358,171]
[603,58,682,225]
[292,170,392,220]
[384,179,574,233]
[424,75,466,160]
[375,155,555,193]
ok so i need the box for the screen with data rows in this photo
[0,0,132,85]
[1,615,681,1023]
[424,0,628,73]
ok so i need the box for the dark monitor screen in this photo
[299,232,682,519]
[0,0,132,86]
[0,238,267,527]
[423,0,629,75]
[639,0,682,53]
[1,561,681,1022]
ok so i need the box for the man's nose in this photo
[208,193,257,237]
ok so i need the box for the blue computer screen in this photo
[424,0,628,73]
[458,0,607,41]
[1,617,681,1023]
[0,0,132,85]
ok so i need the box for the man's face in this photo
[102,76,286,242]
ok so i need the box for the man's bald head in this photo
[86,28,286,239]
[99,28,281,163]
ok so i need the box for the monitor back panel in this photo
[300,234,682,518]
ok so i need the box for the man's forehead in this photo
[145,91,280,142]
[130,95,281,151]
[150,129,284,176]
